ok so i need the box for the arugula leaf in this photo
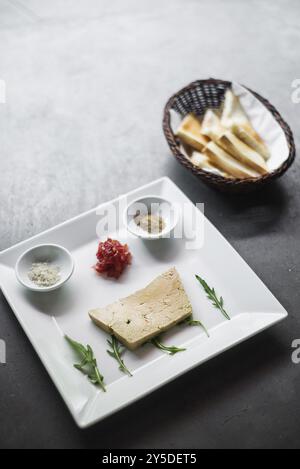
[184,317,210,337]
[151,337,186,355]
[195,275,230,320]
[107,335,132,376]
[65,335,106,391]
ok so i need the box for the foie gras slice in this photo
[176,113,209,152]
[89,267,193,350]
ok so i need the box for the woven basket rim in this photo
[163,78,296,189]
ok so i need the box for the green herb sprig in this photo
[107,335,132,376]
[151,337,186,355]
[195,275,230,320]
[65,335,106,391]
[185,317,210,337]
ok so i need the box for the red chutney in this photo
[94,238,132,279]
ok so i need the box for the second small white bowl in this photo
[124,195,179,240]
[15,244,74,292]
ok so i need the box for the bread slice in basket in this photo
[176,113,209,152]
[203,141,260,179]
[231,124,270,160]
[201,110,225,141]
[217,131,268,174]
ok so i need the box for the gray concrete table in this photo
[0,0,299,449]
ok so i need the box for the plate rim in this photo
[0,176,288,428]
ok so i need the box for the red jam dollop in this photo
[94,238,132,279]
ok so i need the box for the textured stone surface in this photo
[0,0,299,449]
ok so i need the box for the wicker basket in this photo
[163,78,295,193]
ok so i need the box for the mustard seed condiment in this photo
[136,214,165,235]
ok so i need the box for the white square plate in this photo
[0,177,287,428]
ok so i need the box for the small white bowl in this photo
[124,195,179,240]
[15,244,74,292]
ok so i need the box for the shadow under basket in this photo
[163,78,296,193]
